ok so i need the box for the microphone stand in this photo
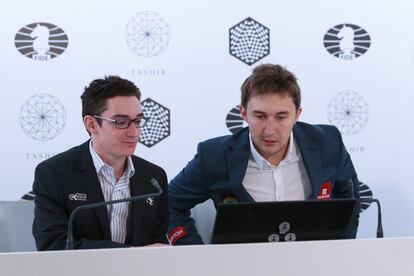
[66,178,162,250]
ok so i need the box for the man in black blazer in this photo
[33,76,168,250]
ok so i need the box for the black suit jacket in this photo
[33,141,168,250]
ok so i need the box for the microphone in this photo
[347,179,383,238]
[65,178,163,250]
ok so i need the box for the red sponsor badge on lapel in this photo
[317,180,332,200]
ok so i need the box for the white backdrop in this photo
[0,0,413,238]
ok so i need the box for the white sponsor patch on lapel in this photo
[68,193,87,201]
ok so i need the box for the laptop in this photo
[211,199,358,244]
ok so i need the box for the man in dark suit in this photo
[33,76,168,250]
[168,64,360,245]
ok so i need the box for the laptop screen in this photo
[211,199,358,244]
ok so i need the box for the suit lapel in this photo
[128,161,146,243]
[75,141,111,240]
[293,124,323,199]
[226,129,254,202]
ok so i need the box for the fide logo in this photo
[268,222,296,242]
[140,98,170,147]
[125,11,170,57]
[323,24,371,60]
[229,17,270,65]
[19,94,66,141]
[225,105,246,134]
[14,22,69,61]
[359,182,374,212]
[327,90,369,135]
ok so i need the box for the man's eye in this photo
[115,120,129,127]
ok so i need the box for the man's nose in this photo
[126,122,140,136]
[263,119,277,134]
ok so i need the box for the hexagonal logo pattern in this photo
[140,98,170,147]
[229,17,270,66]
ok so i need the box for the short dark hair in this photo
[81,75,141,121]
[240,64,301,110]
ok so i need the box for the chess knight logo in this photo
[14,22,69,61]
[225,105,246,134]
[323,23,371,60]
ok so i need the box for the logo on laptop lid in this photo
[317,181,332,200]
[268,222,297,242]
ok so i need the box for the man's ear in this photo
[295,106,302,122]
[239,105,247,122]
[83,116,97,134]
